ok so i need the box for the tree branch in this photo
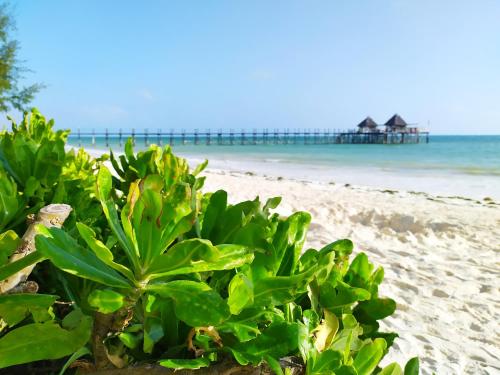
[0,204,72,294]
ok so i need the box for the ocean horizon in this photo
[69,134,500,200]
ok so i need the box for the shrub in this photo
[0,109,418,374]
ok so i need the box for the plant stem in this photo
[0,204,72,294]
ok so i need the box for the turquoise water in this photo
[69,135,500,178]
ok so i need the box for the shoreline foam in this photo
[178,153,500,202]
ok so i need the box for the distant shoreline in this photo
[74,145,500,201]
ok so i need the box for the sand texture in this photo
[202,169,500,375]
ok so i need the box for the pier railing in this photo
[68,128,430,148]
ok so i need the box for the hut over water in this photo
[357,116,378,133]
[384,114,408,132]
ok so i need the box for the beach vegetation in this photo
[0,109,419,374]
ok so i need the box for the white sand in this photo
[202,169,500,375]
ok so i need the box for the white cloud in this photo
[137,88,154,101]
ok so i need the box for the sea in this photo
[68,135,500,200]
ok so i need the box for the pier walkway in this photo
[70,128,430,147]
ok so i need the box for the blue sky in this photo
[9,0,500,134]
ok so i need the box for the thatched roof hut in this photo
[357,116,378,129]
[384,114,408,128]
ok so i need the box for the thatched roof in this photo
[384,114,408,127]
[357,116,378,128]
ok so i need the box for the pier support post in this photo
[217,129,222,145]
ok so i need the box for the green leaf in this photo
[353,338,387,375]
[124,138,135,161]
[0,251,45,281]
[348,253,373,279]
[345,253,382,295]
[220,321,261,342]
[0,167,22,231]
[354,298,397,323]
[200,190,227,239]
[252,267,317,307]
[0,309,92,368]
[335,365,358,375]
[380,362,403,375]
[192,159,208,176]
[35,226,132,289]
[319,281,371,309]
[130,184,165,266]
[298,309,319,362]
[274,212,311,277]
[96,166,140,272]
[228,272,254,315]
[218,308,270,342]
[308,349,342,374]
[0,230,20,265]
[227,322,299,365]
[147,280,230,327]
[119,331,143,349]
[58,346,91,375]
[121,176,195,269]
[330,314,363,361]
[159,355,214,370]
[207,199,260,244]
[148,239,253,278]
[144,318,164,353]
[76,222,136,282]
[265,354,284,375]
[263,196,282,211]
[88,289,125,314]
[0,294,57,327]
[404,357,419,375]
[319,239,353,258]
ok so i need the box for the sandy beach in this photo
[201,168,500,375]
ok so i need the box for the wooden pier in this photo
[70,128,430,148]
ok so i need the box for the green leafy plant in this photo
[0,110,419,374]
[0,294,91,369]
[0,109,103,234]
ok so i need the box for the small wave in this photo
[456,167,500,177]
[263,158,284,163]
